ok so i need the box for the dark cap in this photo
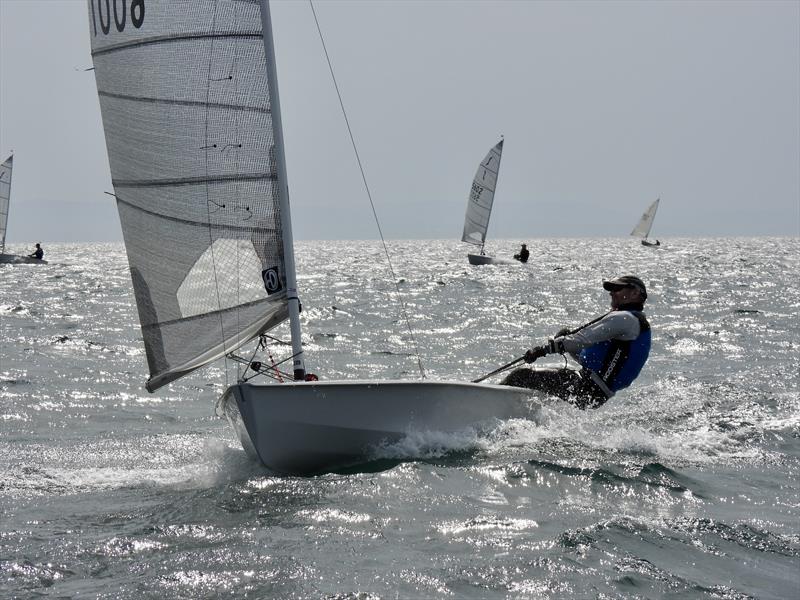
[603,275,647,298]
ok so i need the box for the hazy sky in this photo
[1,0,798,243]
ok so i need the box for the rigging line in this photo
[238,329,265,381]
[228,354,289,383]
[231,346,306,370]
[232,9,243,383]
[263,333,291,345]
[203,2,230,389]
[308,0,426,379]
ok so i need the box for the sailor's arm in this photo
[557,312,640,352]
[523,312,641,362]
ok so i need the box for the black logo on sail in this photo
[262,267,283,295]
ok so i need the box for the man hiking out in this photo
[502,275,651,409]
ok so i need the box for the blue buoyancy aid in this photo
[578,311,651,393]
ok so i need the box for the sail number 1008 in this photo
[90,0,145,35]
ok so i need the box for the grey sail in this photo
[462,140,503,247]
[88,0,289,391]
[0,154,13,254]
[631,198,660,239]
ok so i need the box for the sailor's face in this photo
[609,286,640,309]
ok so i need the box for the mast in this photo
[485,137,504,243]
[646,198,659,239]
[259,0,306,381]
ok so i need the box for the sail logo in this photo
[262,267,283,295]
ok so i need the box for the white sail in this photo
[0,154,13,254]
[630,198,660,239]
[88,0,291,391]
[462,140,503,246]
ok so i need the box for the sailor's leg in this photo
[500,367,538,388]
[501,368,578,398]
[502,368,610,409]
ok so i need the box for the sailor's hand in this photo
[524,346,548,363]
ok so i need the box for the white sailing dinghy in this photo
[0,154,46,265]
[631,198,661,247]
[462,139,506,265]
[88,0,537,475]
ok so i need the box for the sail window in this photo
[177,238,268,318]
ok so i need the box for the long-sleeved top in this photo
[549,307,651,397]
[556,311,642,355]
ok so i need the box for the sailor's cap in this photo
[603,275,647,298]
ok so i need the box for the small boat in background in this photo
[631,198,661,247]
[0,154,48,265]
[462,139,505,265]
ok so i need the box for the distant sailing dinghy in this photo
[88,0,537,475]
[0,154,47,265]
[631,198,661,247]
[462,139,505,265]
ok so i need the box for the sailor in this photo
[513,243,529,263]
[28,243,44,260]
[502,275,651,409]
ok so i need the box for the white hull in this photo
[220,379,539,475]
[467,253,515,266]
[0,254,47,265]
[468,253,497,265]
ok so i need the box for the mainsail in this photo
[462,140,503,247]
[88,0,290,391]
[631,198,660,239]
[0,154,13,254]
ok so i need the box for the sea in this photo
[1,237,798,599]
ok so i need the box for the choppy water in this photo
[1,238,798,599]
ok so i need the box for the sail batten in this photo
[98,90,272,114]
[89,0,290,391]
[141,295,282,331]
[114,195,279,232]
[113,173,277,188]
[462,140,504,246]
[91,31,263,57]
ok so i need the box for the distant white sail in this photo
[0,154,13,254]
[462,140,503,246]
[631,198,660,239]
[88,0,289,391]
